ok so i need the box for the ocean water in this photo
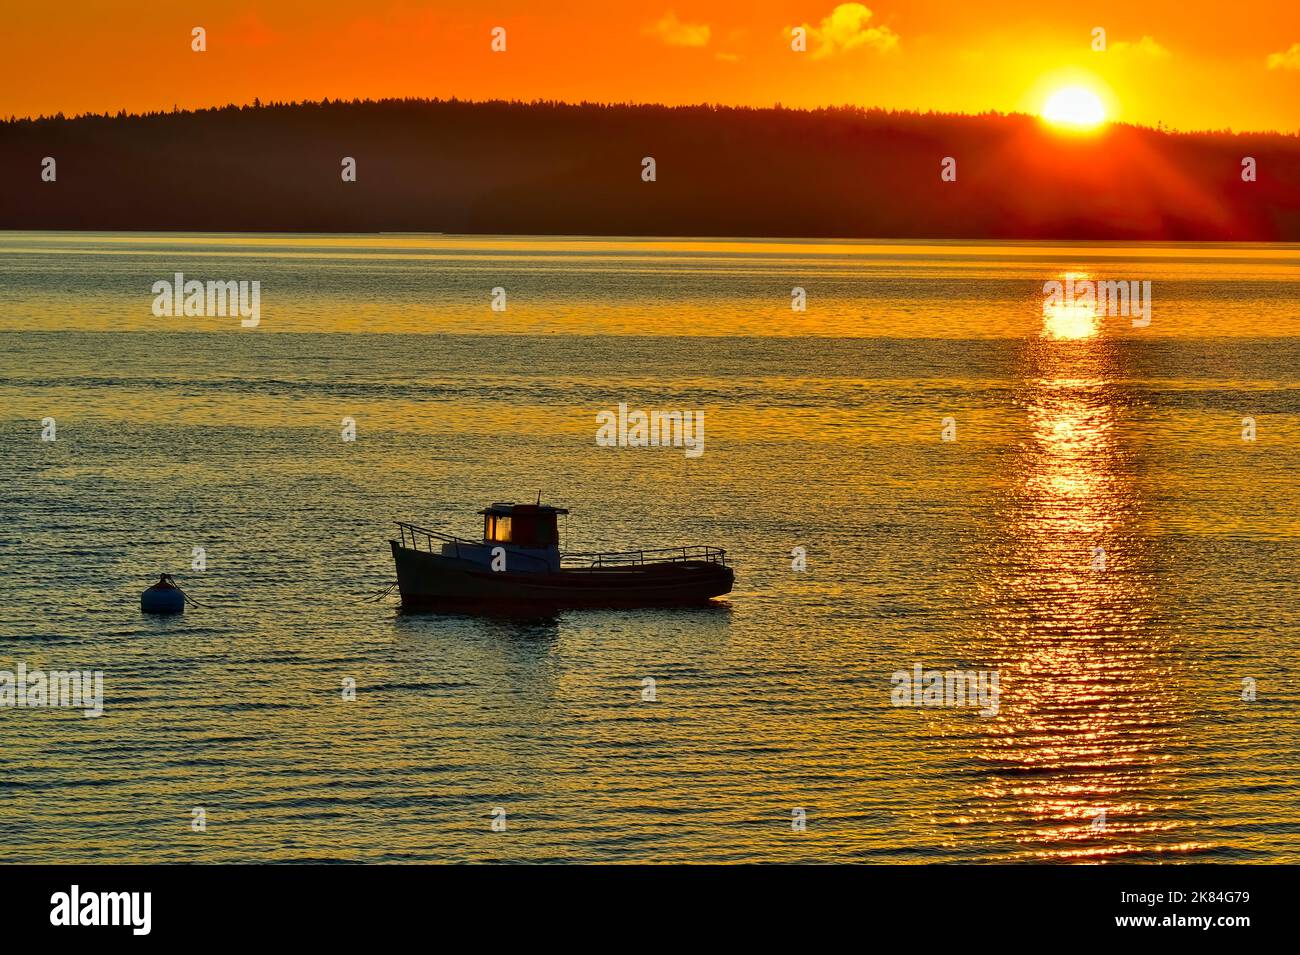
[1,232,1298,863]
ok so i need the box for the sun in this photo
[1041,86,1107,130]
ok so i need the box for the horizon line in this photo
[4,95,1298,139]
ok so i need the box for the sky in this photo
[2,1,1299,131]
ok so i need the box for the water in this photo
[1,233,1298,863]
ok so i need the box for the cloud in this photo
[796,4,899,60]
[646,11,711,48]
[1266,42,1300,70]
[1109,35,1171,59]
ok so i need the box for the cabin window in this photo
[485,515,512,543]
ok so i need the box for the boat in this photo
[389,503,734,611]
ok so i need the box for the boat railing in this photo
[396,522,477,557]
[561,545,728,568]
[397,522,727,570]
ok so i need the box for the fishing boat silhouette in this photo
[390,503,733,611]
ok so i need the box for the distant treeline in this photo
[2,98,1299,240]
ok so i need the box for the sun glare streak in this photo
[1043,303,1100,340]
[1042,273,1100,339]
[955,322,1196,861]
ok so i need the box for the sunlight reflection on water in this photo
[0,236,1297,862]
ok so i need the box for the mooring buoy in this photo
[141,574,186,614]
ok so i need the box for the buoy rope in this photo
[161,573,206,608]
[362,581,399,602]
[152,573,396,607]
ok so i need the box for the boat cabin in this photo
[480,503,568,549]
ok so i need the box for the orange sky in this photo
[3,1,1299,131]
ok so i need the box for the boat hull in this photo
[390,541,733,611]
